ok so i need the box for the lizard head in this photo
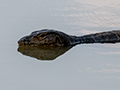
[18,29,71,46]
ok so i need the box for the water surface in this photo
[1,0,120,90]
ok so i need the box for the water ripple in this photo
[54,0,120,29]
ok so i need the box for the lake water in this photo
[1,0,120,90]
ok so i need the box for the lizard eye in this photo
[40,34,45,37]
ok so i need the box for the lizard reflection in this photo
[17,46,72,60]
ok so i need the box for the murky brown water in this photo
[0,0,120,90]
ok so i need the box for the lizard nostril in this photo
[18,36,30,46]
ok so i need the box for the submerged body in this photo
[18,29,120,46]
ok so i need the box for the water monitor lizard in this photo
[18,29,120,46]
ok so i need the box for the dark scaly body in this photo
[75,30,120,44]
[18,29,120,46]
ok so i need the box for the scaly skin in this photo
[18,29,120,46]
